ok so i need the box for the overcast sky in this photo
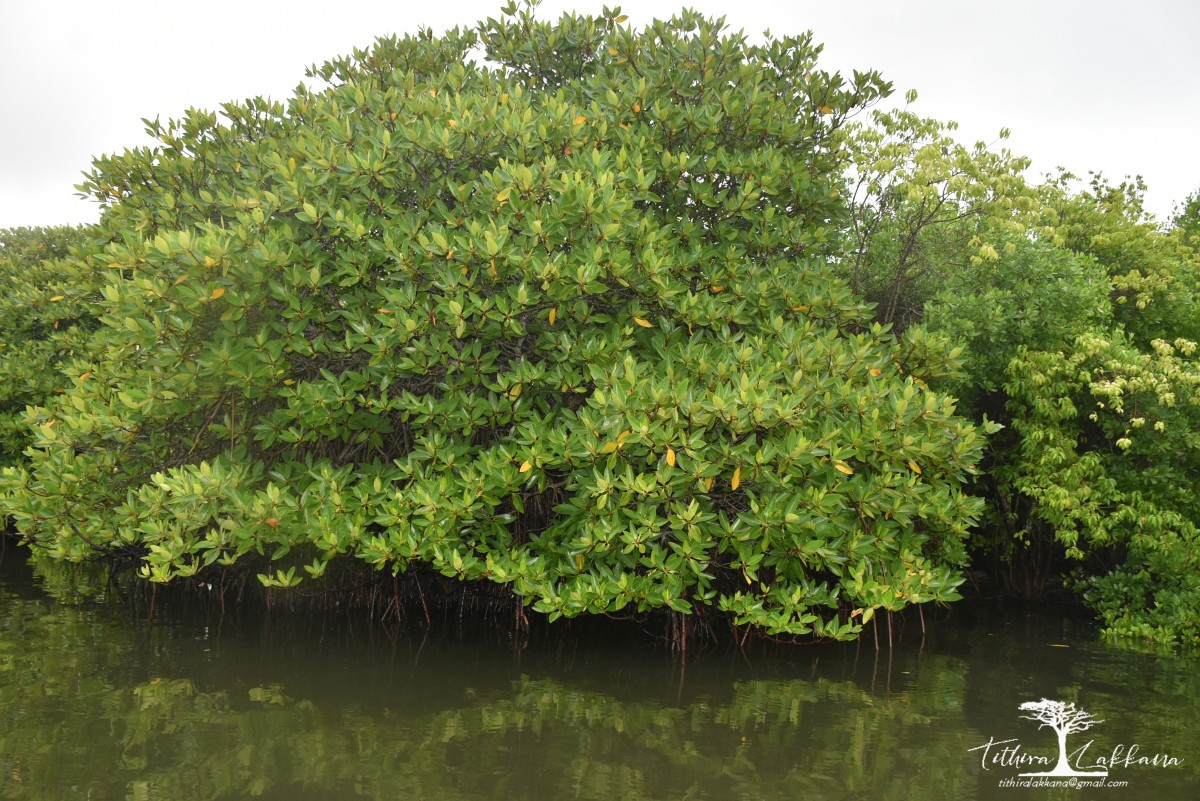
[2,0,1197,230]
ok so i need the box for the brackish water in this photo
[1,550,1197,801]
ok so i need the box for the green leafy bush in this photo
[0,225,93,470]
[1003,333,1200,644]
[838,110,1200,645]
[0,4,991,639]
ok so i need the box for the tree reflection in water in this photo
[1,554,1196,801]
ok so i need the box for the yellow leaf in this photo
[573,115,587,125]
[819,105,834,115]
[549,307,557,325]
[445,250,454,260]
[744,572,752,585]
[496,187,511,203]
[608,48,620,55]
[869,368,882,377]
[666,447,676,467]
[49,295,65,302]
[731,466,741,491]
[79,372,91,380]
[499,93,509,103]
[633,316,652,328]
[709,285,724,293]
[282,379,295,385]
[791,305,809,312]
[429,88,437,97]
[633,103,641,113]
[390,111,398,120]
[600,442,619,454]
[204,256,217,267]
[617,430,631,444]
[907,460,923,475]
[576,554,585,568]
[377,308,393,314]
[703,477,714,491]
[209,287,225,300]
[835,461,854,475]
[615,14,628,22]
[519,460,532,473]
[174,275,189,286]
[448,119,458,127]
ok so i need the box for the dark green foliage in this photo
[923,235,1111,402]
[1171,187,1200,244]
[0,4,992,640]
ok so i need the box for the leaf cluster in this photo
[0,225,95,470]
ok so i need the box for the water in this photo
[1,550,1197,800]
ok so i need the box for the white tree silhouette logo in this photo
[1018,699,1108,777]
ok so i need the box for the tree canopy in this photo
[0,3,992,642]
[5,2,1198,648]
[840,115,1200,645]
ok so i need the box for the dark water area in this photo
[1,547,1197,800]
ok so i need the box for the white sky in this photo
[2,0,1197,229]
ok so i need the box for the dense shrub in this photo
[838,112,1200,644]
[0,4,992,639]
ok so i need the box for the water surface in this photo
[1,551,1195,800]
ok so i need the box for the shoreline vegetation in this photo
[2,2,1198,649]
[0,537,1092,654]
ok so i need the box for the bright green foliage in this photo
[840,104,1038,329]
[0,4,993,639]
[933,173,1200,643]
[1039,172,1200,346]
[0,226,94,469]
[1006,176,1200,643]
[1003,333,1200,644]
[837,107,1200,644]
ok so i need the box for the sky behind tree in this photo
[2,0,1197,228]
